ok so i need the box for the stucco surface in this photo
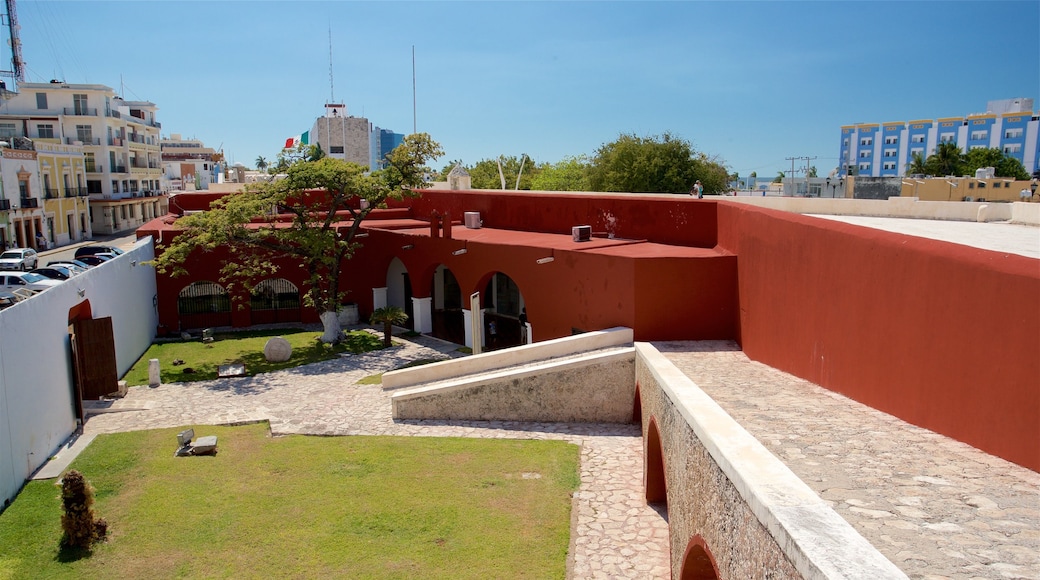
[393,351,635,423]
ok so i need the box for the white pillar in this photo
[462,309,473,349]
[524,323,533,345]
[411,296,432,334]
[148,358,161,387]
[372,287,387,310]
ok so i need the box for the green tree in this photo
[273,142,324,173]
[907,151,927,175]
[587,133,717,194]
[807,166,818,178]
[530,155,591,191]
[925,142,964,177]
[152,134,443,343]
[255,156,268,173]
[963,147,1029,179]
[773,171,785,184]
[370,306,409,347]
[468,155,538,190]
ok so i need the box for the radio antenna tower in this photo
[2,0,26,87]
[328,25,334,103]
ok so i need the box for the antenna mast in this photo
[2,0,25,86]
[328,26,334,103]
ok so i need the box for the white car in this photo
[0,248,38,271]
[0,271,63,293]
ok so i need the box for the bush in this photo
[59,470,107,549]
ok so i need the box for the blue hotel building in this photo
[370,126,405,170]
[838,98,1039,178]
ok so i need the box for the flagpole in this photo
[412,45,417,135]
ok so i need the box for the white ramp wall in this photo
[0,238,158,509]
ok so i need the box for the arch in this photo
[645,415,667,505]
[679,535,720,580]
[430,264,465,344]
[477,271,526,350]
[177,280,231,330]
[385,257,413,330]
[250,278,301,325]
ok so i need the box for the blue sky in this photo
[12,1,1040,178]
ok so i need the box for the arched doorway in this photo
[481,271,525,350]
[177,280,231,330]
[385,257,413,330]
[431,264,464,344]
[680,536,720,580]
[645,416,667,505]
[250,278,301,325]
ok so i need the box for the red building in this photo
[138,188,1039,472]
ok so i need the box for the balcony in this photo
[0,199,9,211]
[19,197,39,209]
[78,189,91,197]
[63,107,98,116]
[44,188,60,199]
[65,137,101,146]
[111,164,127,173]
[85,164,101,174]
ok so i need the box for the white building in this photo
[160,133,223,192]
[0,82,167,234]
[309,103,370,167]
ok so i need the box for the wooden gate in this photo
[70,317,118,419]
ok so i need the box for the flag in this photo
[283,131,310,149]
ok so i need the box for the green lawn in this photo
[0,423,580,579]
[121,328,385,385]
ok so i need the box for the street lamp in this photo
[1031,179,1038,200]
[945,180,958,201]
[825,177,831,197]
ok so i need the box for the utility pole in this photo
[786,156,817,196]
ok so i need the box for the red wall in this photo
[716,203,1040,471]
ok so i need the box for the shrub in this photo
[342,330,385,354]
[59,470,107,549]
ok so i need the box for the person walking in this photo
[692,180,703,198]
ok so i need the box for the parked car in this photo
[0,271,63,293]
[47,260,90,274]
[30,265,76,281]
[76,255,114,267]
[74,245,125,259]
[0,248,38,271]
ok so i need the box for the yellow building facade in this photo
[35,142,91,246]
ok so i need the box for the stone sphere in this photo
[263,337,293,362]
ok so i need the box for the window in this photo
[842,138,849,147]
[330,146,344,154]
[84,153,96,172]
[0,123,16,138]
[884,149,897,158]
[885,136,898,144]
[968,182,975,189]
[883,162,896,170]
[940,133,955,143]
[860,137,873,146]
[970,130,987,140]
[858,162,870,171]
[120,206,127,219]
[129,205,135,218]
[76,125,93,143]
[37,124,54,139]
[911,147,924,156]
[1005,128,1023,139]
[859,151,871,158]
[911,135,925,143]
[73,94,88,115]
[18,180,27,197]
[977,182,986,188]
[1004,144,1022,154]
[36,93,47,109]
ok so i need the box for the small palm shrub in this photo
[370,306,409,347]
[59,470,108,549]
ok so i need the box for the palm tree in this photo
[907,151,927,175]
[370,306,408,347]
[930,142,963,177]
[773,171,785,184]
[255,156,268,173]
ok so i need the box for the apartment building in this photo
[838,98,1039,178]
[160,133,224,192]
[0,82,167,235]
[370,126,405,170]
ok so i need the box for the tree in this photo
[530,155,591,191]
[586,132,728,194]
[467,155,539,190]
[152,133,443,343]
[807,166,818,178]
[773,171,785,183]
[272,142,324,173]
[255,156,268,173]
[370,306,408,347]
[926,142,964,177]
[963,147,1029,179]
[907,151,927,175]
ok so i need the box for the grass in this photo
[0,423,580,580]
[121,328,386,385]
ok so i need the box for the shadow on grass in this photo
[55,544,93,563]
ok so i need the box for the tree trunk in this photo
[319,310,342,344]
[383,321,393,346]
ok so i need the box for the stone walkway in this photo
[656,340,1040,580]
[82,334,671,579]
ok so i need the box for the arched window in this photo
[250,278,301,324]
[177,281,231,330]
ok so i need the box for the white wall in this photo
[0,238,157,508]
